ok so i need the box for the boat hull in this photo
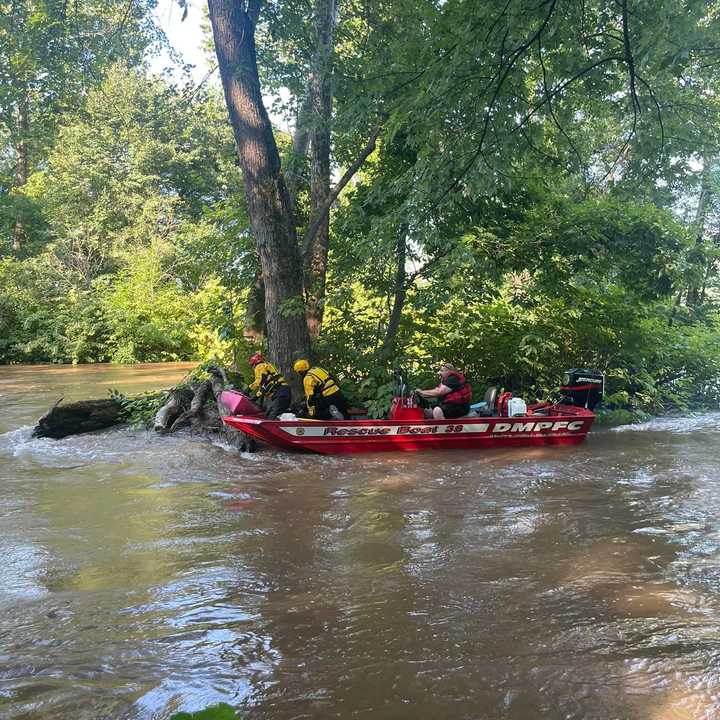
[222,405,596,455]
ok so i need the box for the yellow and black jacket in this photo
[303,366,340,415]
[250,361,287,398]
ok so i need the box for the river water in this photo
[2,364,720,719]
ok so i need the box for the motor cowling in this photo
[560,368,604,410]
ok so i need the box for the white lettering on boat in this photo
[278,419,586,438]
[397,425,438,434]
[322,426,392,436]
[509,422,537,432]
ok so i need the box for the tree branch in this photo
[636,73,665,158]
[302,118,385,259]
[620,0,641,115]
[484,0,514,43]
[537,36,583,167]
[286,90,313,207]
[431,0,558,207]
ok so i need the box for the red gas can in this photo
[388,396,425,421]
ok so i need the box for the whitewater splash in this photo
[0,423,312,483]
[0,424,142,466]
[612,412,720,434]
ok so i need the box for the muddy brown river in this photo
[1,363,720,719]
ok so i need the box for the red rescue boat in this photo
[223,403,596,455]
[220,368,604,455]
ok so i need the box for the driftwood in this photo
[32,366,258,452]
[190,380,211,414]
[169,381,212,432]
[33,398,122,439]
[153,387,194,432]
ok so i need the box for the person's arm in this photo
[304,374,318,415]
[417,384,452,399]
[249,364,264,395]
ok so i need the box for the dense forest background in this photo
[2,0,720,417]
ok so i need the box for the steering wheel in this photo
[413,389,429,408]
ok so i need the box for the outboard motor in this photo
[560,368,604,410]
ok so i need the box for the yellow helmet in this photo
[293,359,310,373]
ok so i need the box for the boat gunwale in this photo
[225,404,595,429]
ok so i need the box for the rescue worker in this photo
[248,352,292,420]
[416,362,472,419]
[292,359,348,420]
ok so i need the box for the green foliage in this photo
[319,265,720,418]
[0,67,246,366]
[99,242,198,363]
[169,703,238,720]
[595,408,652,427]
[108,388,166,427]
[0,0,161,252]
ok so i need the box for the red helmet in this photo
[248,352,264,367]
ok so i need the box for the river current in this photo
[1,363,720,719]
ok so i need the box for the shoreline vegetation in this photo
[3,1,720,438]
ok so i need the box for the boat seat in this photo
[472,386,497,416]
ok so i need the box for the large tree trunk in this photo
[12,93,29,253]
[207,0,311,378]
[32,370,258,451]
[304,0,338,338]
[33,399,122,439]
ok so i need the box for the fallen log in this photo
[33,398,122,439]
[31,366,259,452]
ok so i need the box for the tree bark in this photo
[285,91,313,209]
[380,224,408,360]
[301,121,384,259]
[154,388,194,432]
[243,269,266,341]
[33,399,122,439]
[207,0,311,378]
[12,93,29,253]
[304,0,338,337]
[687,156,713,307]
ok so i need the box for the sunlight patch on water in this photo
[623,659,720,720]
[0,542,50,603]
